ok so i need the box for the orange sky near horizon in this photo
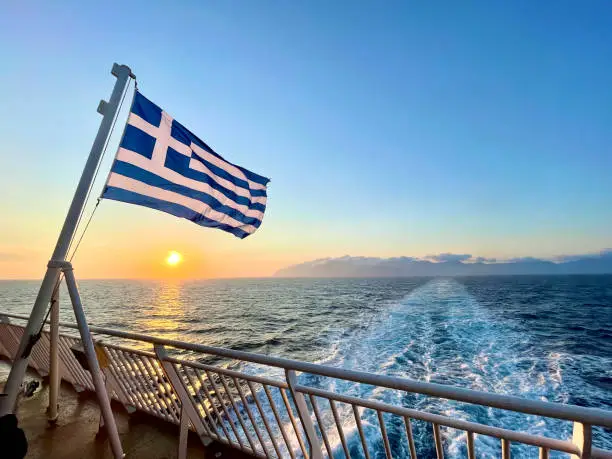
[2,188,610,280]
[0,198,297,279]
[3,182,612,280]
[0,228,300,280]
[0,244,298,280]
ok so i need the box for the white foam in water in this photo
[226,278,602,458]
[296,278,576,458]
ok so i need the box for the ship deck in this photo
[0,362,252,459]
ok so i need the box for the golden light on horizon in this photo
[166,251,183,266]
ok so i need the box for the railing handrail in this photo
[3,311,612,429]
[296,384,581,454]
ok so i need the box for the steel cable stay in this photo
[68,75,133,262]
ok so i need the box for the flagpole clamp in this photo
[111,63,136,80]
[47,260,73,271]
[97,100,109,115]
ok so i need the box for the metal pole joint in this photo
[154,344,168,359]
[47,260,73,270]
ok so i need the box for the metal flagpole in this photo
[47,280,60,422]
[0,63,134,458]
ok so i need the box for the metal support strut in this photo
[62,262,123,456]
[0,63,134,459]
[47,281,60,422]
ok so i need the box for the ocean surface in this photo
[1,275,611,458]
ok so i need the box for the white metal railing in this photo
[1,312,611,459]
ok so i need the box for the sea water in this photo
[1,275,610,457]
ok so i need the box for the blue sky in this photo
[1,1,611,278]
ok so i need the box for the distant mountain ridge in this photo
[274,250,612,277]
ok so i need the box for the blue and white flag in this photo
[103,91,269,238]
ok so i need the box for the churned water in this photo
[1,276,611,457]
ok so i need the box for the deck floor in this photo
[1,363,253,459]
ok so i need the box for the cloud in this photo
[388,256,418,262]
[472,256,497,263]
[427,253,472,263]
[507,257,546,263]
[275,248,612,277]
[554,249,612,263]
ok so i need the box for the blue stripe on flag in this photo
[171,119,270,187]
[103,186,250,238]
[132,91,162,127]
[238,166,269,188]
[120,124,156,159]
[110,160,263,227]
[189,152,267,198]
[163,148,267,211]
[170,120,192,147]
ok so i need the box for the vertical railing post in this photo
[47,282,60,422]
[501,438,510,459]
[153,344,211,443]
[433,423,444,459]
[285,369,323,459]
[178,406,189,459]
[571,422,592,459]
[0,315,10,359]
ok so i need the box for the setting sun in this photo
[166,251,183,266]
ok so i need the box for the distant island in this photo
[275,250,612,277]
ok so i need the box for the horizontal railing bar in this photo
[593,448,612,459]
[296,385,581,455]
[3,312,612,429]
[161,355,289,389]
[97,341,156,358]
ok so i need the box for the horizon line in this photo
[2,273,612,282]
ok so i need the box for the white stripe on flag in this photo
[189,142,267,191]
[187,156,265,200]
[107,173,258,233]
[116,148,267,214]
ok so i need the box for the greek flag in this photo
[102,91,269,238]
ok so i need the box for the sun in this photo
[166,251,183,266]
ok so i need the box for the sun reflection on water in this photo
[137,281,186,343]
